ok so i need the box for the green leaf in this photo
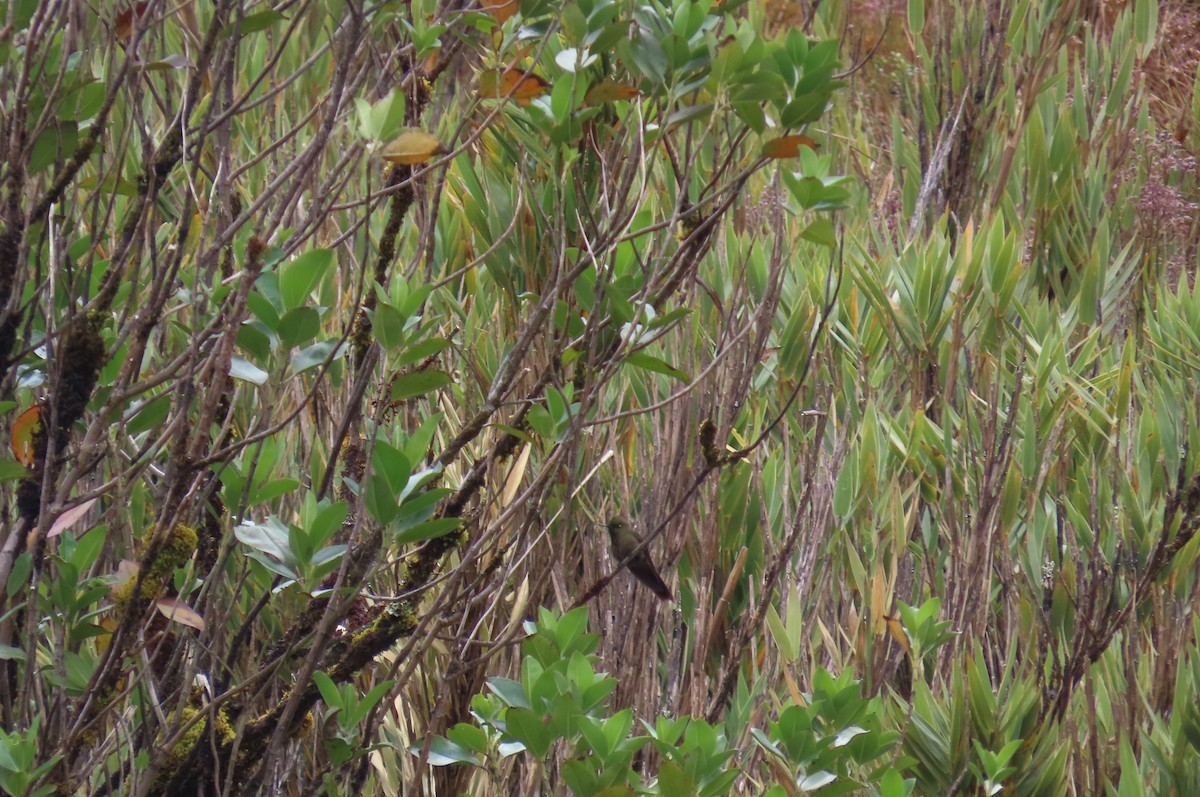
[780,93,828,127]
[658,760,694,797]
[765,604,796,661]
[0,460,28,481]
[394,518,461,546]
[398,282,434,319]
[78,173,139,197]
[0,736,19,771]
[399,337,451,367]
[280,249,334,310]
[235,518,295,566]
[290,340,344,375]
[233,10,286,36]
[230,356,268,385]
[310,502,349,545]
[366,472,399,525]
[555,607,590,651]
[1116,736,1145,797]
[877,768,909,797]
[126,394,171,436]
[313,671,342,712]
[800,218,837,248]
[277,307,321,348]
[487,677,530,708]
[390,371,453,401]
[310,544,346,569]
[357,89,407,143]
[249,478,300,506]
[403,412,444,463]
[56,81,105,122]
[576,716,609,758]
[350,680,396,726]
[136,54,192,72]
[447,722,490,754]
[238,325,272,364]
[664,102,714,131]
[6,553,30,598]
[602,709,633,751]
[646,307,692,331]
[625,352,690,382]
[906,0,925,34]
[418,735,481,766]
[626,30,669,83]
[324,736,354,768]
[248,281,283,327]
[369,302,407,352]
[64,651,96,696]
[29,124,78,174]
[504,708,552,757]
[394,487,450,531]
[1132,0,1157,58]
[246,552,297,581]
[372,442,412,494]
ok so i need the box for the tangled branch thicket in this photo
[0,0,847,793]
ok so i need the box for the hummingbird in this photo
[605,515,673,601]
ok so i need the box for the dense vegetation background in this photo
[0,0,1197,794]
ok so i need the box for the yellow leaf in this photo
[499,443,531,508]
[10,405,41,467]
[478,69,551,105]
[870,561,891,635]
[380,130,444,165]
[96,616,118,655]
[884,614,913,658]
[761,134,819,159]
[782,665,806,707]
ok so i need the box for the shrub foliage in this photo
[0,0,1197,795]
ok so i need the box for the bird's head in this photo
[604,515,631,538]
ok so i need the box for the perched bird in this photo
[606,515,673,601]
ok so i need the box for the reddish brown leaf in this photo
[584,80,641,106]
[761,134,819,159]
[481,0,519,23]
[114,3,151,43]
